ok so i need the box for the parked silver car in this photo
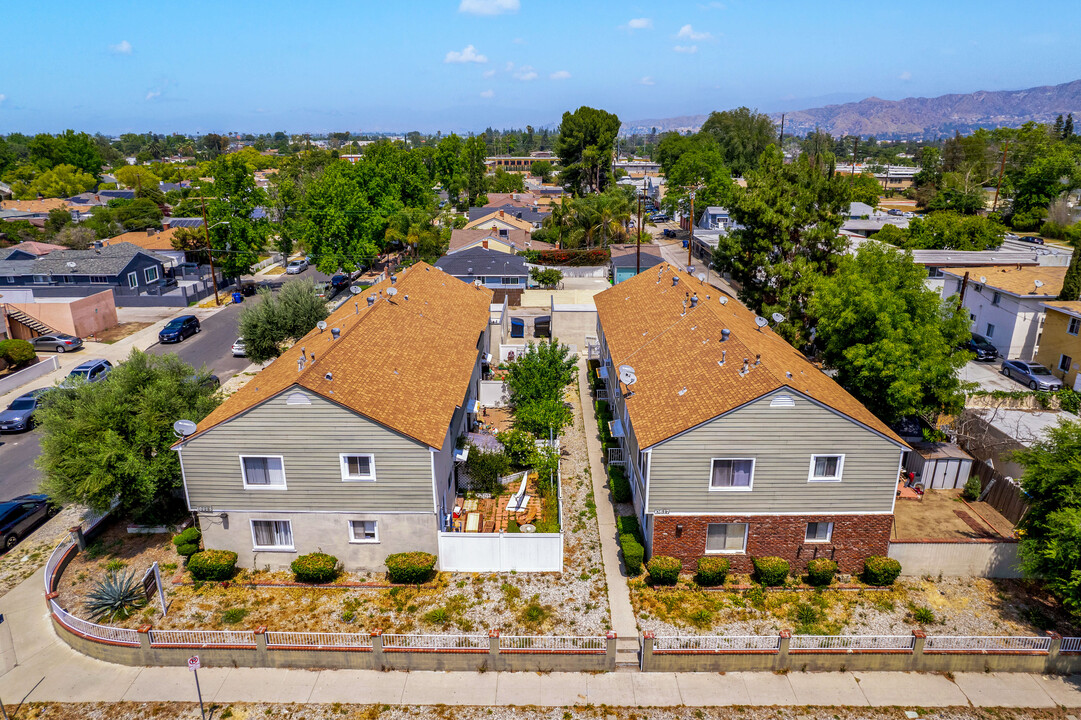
[30,334,83,353]
[0,389,47,432]
[286,258,309,274]
[231,337,246,357]
[1001,359,1064,391]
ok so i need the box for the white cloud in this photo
[514,66,538,81]
[899,70,912,81]
[459,0,519,15]
[444,45,488,63]
[677,24,712,41]
[480,89,495,98]
[145,90,161,101]
[110,40,133,55]
[505,61,515,71]
[483,69,496,78]
[626,18,652,30]
[639,76,655,86]
[550,70,571,80]
[0,94,6,105]
[673,44,698,53]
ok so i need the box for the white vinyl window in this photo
[501,276,520,285]
[808,454,845,482]
[340,453,376,481]
[705,522,748,553]
[349,520,378,543]
[1069,317,1081,336]
[144,266,159,283]
[251,520,293,550]
[33,275,49,284]
[240,455,287,488]
[127,271,138,288]
[805,522,834,543]
[709,458,755,491]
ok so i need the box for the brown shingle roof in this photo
[0,199,71,213]
[594,264,906,449]
[8,240,66,256]
[938,265,1067,297]
[1041,300,1081,319]
[448,228,554,254]
[108,227,182,252]
[186,262,493,448]
[464,211,534,232]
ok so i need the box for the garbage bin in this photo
[232,291,243,304]
[682,240,688,248]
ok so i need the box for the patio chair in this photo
[505,472,530,512]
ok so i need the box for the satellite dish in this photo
[172,419,197,438]
[771,312,786,323]
[316,320,328,331]
[66,261,77,269]
[618,364,637,386]
[349,286,362,295]
[474,279,483,287]
[386,287,398,296]
[719,296,728,305]
[979,276,987,284]
[754,316,769,329]
[1034,280,1044,289]
[697,273,706,282]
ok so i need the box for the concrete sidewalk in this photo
[2,567,1081,707]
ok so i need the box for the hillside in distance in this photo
[621,79,1081,139]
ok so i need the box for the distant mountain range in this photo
[621,79,1081,139]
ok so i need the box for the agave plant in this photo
[84,569,145,622]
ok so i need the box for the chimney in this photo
[499,210,505,219]
[482,240,488,249]
[146,228,154,236]
[331,328,341,339]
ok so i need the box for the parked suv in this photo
[65,358,113,385]
[159,315,200,343]
[0,389,47,432]
[1001,359,1064,391]
[0,494,56,551]
[30,334,83,353]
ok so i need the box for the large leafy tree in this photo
[434,133,465,205]
[114,165,162,191]
[699,107,776,177]
[657,133,733,219]
[114,198,164,231]
[55,130,104,177]
[873,211,1005,251]
[463,135,488,206]
[237,279,329,363]
[1011,148,1081,216]
[37,350,221,517]
[30,164,96,198]
[202,154,270,277]
[1015,421,1081,614]
[811,244,971,425]
[712,146,851,344]
[555,106,621,194]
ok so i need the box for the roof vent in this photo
[770,394,795,408]
[785,371,793,379]
[740,358,749,376]
[754,354,761,366]
[672,276,679,287]
[286,392,311,405]
[368,295,376,306]
[720,329,731,342]
[324,372,333,381]
[331,328,341,339]
[391,274,397,284]
[297,357,306,372]
[690,293,699,309]
[718,350,727,366]
[678,386,687,396]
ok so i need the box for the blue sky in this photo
[2,0,1079,135]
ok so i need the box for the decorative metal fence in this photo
[500,635,607,653]
[265,632,372,649]
[381,634,489,651]
[44,535,76,593]
[790,635,915,651]
[652,636,781,652]
[50,600,140,646]
[608,447,625,466]
[148,629,256,647]
[1062,637,1081,653]
[924,635,1051,652]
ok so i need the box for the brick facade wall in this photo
[650,513,893,574]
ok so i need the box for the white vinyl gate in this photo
[437,532,563,572]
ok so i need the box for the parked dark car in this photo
[64,358,113,385]
[0,494,56,551]
[662,228,677,238]
[0,389,47,432]
[1018,235,1045,245]
[330,274,352,293]
[1002,359,1064,391]
[172,262,200,276]
[651,213,670,222]
[963,333,999,362]
[30,334,83,353]
[158,315,201,343]
[187,373,221,391]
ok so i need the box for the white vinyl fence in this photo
[438,531,563,572]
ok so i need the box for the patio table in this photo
[465,512,481,533]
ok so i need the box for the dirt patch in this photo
[0,505,87,598]
[89,322,152,344]
[263,265,287,275]
[893,489,1014,540]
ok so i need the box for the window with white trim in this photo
[241,455,286,488]
[705,522,747,553]
[33,275,49,284]
[709,458,755,490]
[340,453,376,481]
[1060,354,1073,373]
[501,276,520,285]
[127,271,138,288]
[251,519,293,550]
[805,521,833,542]
[1069,317,1081,336]
[985,323,995,338]
[808,454,844,482]
[349,520,378,543]
[144,266,159,283]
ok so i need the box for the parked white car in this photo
[231,338,246,357]
[286,258,309,274]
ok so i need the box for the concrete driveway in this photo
[960,359,1022,392]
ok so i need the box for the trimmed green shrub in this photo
[646,555,681,585]
[962,475,982,502]
[506,519,521,533]
[695,556,730,587]
[609,466,631,503]
[620,534,644,575]
[752,556,789,586]
[175,543,200,558]
[805,558,838,587]
[617,515,642,542]
[385,551,437,584]
[188,550,238,582]
[862,556,902,586]
[291,552,341,583]
[0,339,35,369]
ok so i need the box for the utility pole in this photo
[687,188,697,267]
[851,137,859,180]
[199,195,221,306]
[636,192,643,274]
[992,141,1010,213]
[778,113,785,145]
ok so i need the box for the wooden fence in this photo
[972,461,1029,524]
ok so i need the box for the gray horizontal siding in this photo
[646,390,901,515]
[181,389,434,513]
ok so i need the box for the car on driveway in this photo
[158,315,200,343]
[64,358,113,385]
[30,334,83,353]
[286,258,309,274]
[0,494,56,551]
[231,337,246,357]
[1001,359,1064,391]
[1018,235,1045,245]
[963,333,999,362]
[0,389,47,432]
[330,274,352,293]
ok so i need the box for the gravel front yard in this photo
[55,378,609,637]
[631,575,1080,638]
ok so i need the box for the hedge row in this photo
[609,465,631,504]
[385,551,437,584]
[291,552,340,583]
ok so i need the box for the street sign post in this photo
[143,562,167,617]
[189,655,205,719]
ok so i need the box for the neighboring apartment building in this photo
[939,265,1069,360]
[463,211,534,234]
[448,228,554,255]
[173,262,493,571]
[594,264,908,573]
[435,247,529,304]
[1035,301,1081,390]
[907,249,1041,294]
[0,242,171,299]
[609,243,664,284]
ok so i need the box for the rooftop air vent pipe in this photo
[754,354,761,366]
[331,328,341,339]
[391,275,397,284]
[720,329,731,342]
[741,358,749,375]
[367,295,376,306]
[690,293,699,309]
